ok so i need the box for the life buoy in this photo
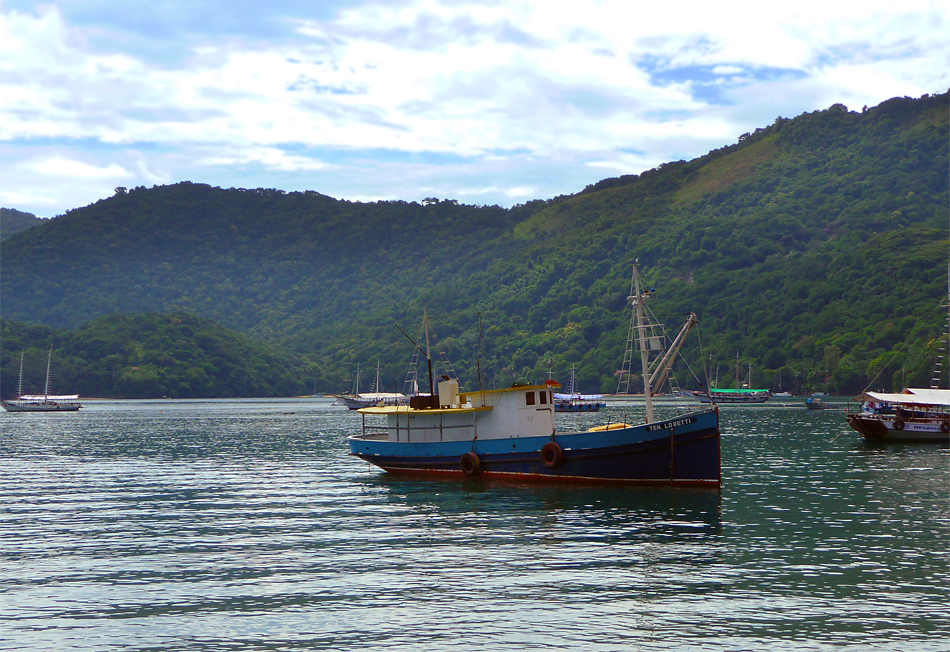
[540,441,563,468]
[460,451,480,476]
[941,421,949,433]
[893,419,905,431]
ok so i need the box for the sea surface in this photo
[1,398,947,651]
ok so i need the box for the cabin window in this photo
[525,391,536,406]
[539,391,547,405]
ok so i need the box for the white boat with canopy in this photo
[847,388,950,442]
[2,348,83,412]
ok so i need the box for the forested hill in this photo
[0,314,302,399]
[0,208,44,240]
[1,91,947,398]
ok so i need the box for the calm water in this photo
[1,398,947,651]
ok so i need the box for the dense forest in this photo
[1,314,302,399]
[0,208,44,240]
[1,91,947,399]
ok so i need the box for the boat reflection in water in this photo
[367,472,723,536]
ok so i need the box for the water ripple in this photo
[1,399,947,651]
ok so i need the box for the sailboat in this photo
[347,260,721,485]
[554,364,606,412]
[773,370,792,398]
[337,361,406,410]
[2,348,82,412]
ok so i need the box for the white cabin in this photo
[359,382,556,443]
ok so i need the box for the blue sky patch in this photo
[638,55,808,105]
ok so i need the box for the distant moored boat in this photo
[1,348,82,412]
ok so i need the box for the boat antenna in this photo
[476,311,484,394]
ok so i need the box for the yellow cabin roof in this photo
[357,404,493,415]
[357,384,553,415]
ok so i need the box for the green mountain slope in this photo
[1,314,304,399]
[1,208,44,240]
[1,91,947,397]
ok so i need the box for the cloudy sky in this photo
[1,0,947,217]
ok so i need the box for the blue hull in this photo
[349,409,720,485]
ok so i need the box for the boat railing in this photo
[361,413,478,443]
[352,432,388,441]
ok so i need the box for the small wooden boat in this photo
[806,397,839,410]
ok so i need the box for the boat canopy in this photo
[858,388,950,408]
[19,394,80,401]
[554,393,604,401]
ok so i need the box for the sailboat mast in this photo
[16,352,24,398]
[632,261,655,423]
[44,346,53,399]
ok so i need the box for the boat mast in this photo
[16,351,24,399]
[44,346,53,399]
[930,261,950,390]
[423,309,434,398]
[631,260,655,423]
[616,270,638,396]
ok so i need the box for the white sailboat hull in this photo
[2,399,82,412]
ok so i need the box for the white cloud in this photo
[0,0,947,216]
[200,146,332,172]
[30,157,130,179]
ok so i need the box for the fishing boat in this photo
[846,389,950,442]
[690,388,771,404]
[347,261,721,485]
[337,362,406,410]
[554,365,606,412]
[2,348,82,412]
